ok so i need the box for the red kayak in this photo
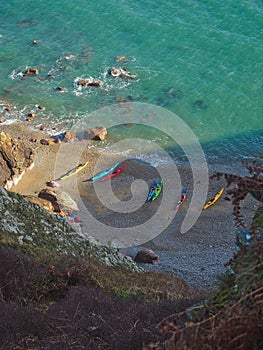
[176,187,188,211]
[99,165,126,182]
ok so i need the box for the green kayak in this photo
[151,180,163,201]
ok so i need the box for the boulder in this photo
[38,188,79,213]
[24,195,54,214]
[63,131,77,143]
[134,249,160,264]
[77,78,103,87]
[23,67,39,76]
[109,67,137,79]
[0,132,34,190]
[84,126,107,141]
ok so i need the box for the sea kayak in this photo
[83,162,120,182]
[147,178,159,201]
[203,187,224,210]
[151,180,163,201]
[100,165,126,182]
[176,187,188,210]
[55,161,89,181]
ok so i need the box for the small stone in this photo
[26,113,37,122]
[32,40,39,45]
[56,86,67,92]
[4,107,13,112]
[38,105,45,110]
[0,118,4,123]
[27,113,37,119]
[39,125,46,131]
[54,138,62,144]
[46,180,60,188]
[40,138,50,146]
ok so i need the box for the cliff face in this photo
[0,187,142,272]
[0,132,34,190]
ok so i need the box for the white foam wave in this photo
[9,68,24,80]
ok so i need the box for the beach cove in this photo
[1,122,257,291]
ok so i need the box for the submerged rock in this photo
[115,55,129,62]
[0,132,34,190]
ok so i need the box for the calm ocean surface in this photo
[0,0,262,168]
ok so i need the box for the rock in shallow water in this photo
[84,126,107,141]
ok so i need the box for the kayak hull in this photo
[100,165,126,182]
[151,180,163,201]
[147,178,159,201]
[56,161,89,181]
[83,162,120,182]
[203,188,224,210]
[176,187,188,210]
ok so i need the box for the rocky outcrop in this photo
[0,187,142,272]
[0,132,34,190]
[38,188,79,213]
[84,126,107,141]
[24,195,54,214]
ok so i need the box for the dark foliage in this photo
[0,246,200,350]
[143,157,263,350]
[211,156,263,227]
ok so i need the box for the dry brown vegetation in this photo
[0,246,205,350]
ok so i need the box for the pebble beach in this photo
[2,123,258,291]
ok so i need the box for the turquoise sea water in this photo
[0,0,262,167]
